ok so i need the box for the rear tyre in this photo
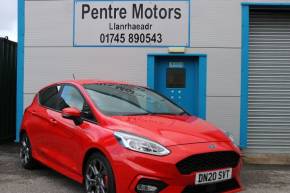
[19,133,37,169]
[84,152,116,193]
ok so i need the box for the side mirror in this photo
[62,107,83,125]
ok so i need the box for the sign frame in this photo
[73,0,191,48]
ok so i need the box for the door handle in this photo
[49,119,57,125]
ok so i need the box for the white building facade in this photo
[18,0,290,153]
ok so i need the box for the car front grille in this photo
[176,151,240,174]
[182,178,240,193]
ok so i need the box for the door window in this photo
[59,85,96,122]
[59,85,84,111]
[166,68,186,88]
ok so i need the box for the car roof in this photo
[47,80,141,87]
[61,79,136,85]
[38,80,145,93]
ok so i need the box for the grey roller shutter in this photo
[248,8,290,152]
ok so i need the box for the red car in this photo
[20,80,242,193]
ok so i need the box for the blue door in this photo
[155,56,198,115]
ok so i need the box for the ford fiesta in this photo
[20,80,242,193]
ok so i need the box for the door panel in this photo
[30,85,62,158]
[46,109,80,174]
[30,84,96,176]
[27,106,51,157]
[48,84,96,174]
[155,56,197,115]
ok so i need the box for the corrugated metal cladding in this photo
[0,38,17,143]
[248,8,290,152]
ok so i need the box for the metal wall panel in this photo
[0,38,17,143]
[207,97,241,144]
[23,0,290,146]
[248,9,290,152]
[24,47,241,96]
[25,0,290,48]
[25,0,243,48]
[197,48,241,96]
[25,0,73,47]
[24,47,241,142]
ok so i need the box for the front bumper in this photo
[110,141,242,193]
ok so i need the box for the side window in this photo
[59,85,84,111]
[39,85,61,110]
[59,85,96,122]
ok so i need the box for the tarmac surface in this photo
[1,143,290,193]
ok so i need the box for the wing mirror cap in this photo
[62,107,83,125]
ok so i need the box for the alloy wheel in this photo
[85,159,109,193]
[20,135,31,165]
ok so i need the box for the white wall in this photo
[24,0,290,144]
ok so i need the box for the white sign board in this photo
[73,0,190,47]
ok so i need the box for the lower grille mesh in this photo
[182,178,240,193]
[176,151,240,174]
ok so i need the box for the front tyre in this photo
[19,133,36,169]
[84,153,116,193]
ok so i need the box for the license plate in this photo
[195,168,232,185]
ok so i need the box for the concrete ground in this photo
[1,143,290,193]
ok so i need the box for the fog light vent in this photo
[135,178,167,193]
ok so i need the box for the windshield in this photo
[84,84,186,116]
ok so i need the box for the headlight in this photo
[114,131,170,156]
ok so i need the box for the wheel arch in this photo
[82,147,108,177]
[19,128,27,140]
[82,146,117,192]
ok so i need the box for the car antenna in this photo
[72,73,76,80]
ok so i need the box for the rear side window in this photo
[39,85,61,110]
